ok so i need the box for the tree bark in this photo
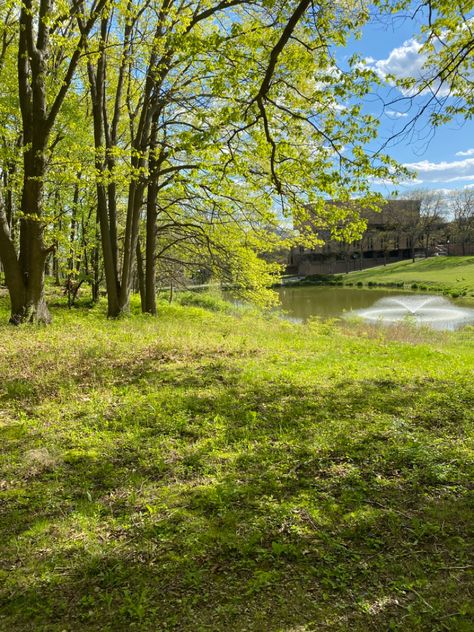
[13,143,52,323]
[136,239,146,311]
[0,191,26,321]
[144,116,161,315]
[87,26,121,316]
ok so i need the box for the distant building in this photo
[287,199,452,275]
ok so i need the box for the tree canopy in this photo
[0,0,404,322]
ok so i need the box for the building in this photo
[287,199,452,276]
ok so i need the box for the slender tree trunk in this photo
[53,217,61,286]
[67,180,80,307]
[87,42,121,316]
[119,177,145,313]
[91,211,101,303]
[0,191,26,320]
[144,118,161,315]
[3,163,16,240]
[144,200,157,314]
[136,239,146,311]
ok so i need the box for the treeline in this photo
[0,0,468,324]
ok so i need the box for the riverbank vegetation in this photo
[288,257,474,298]
[1,296,473,631]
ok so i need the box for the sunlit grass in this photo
[1,296,473,631]
[343,256,474,296]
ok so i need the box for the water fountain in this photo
[347,295,474,331]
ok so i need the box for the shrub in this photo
[177,291,231,312]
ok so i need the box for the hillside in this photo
[342,256,474,297]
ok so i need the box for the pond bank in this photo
[276,285,474,326]
[280,256,474,298]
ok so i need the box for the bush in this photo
[177,291,231,312]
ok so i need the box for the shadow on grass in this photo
[1,358,474,631]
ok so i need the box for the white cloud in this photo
[370,39,424,81]
[369,176,423,186]
[400,178,423,185]
[385,110,408,118]
[455,148,474,156]
[432,188,458,196]
[365,39,450,97]
[403,157,474,183]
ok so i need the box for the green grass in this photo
[1,296,473,631]
[341,256,474,296]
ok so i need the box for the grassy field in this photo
[340,256,474,296]
[1,295,473,631]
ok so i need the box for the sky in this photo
[341,7,474,197]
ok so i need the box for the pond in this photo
[277,286,474,331]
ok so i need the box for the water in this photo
[351,295,474,331]
[277,286,474,331]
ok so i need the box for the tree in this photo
[0,0,107,323]
[83,0,405,317]
[390,190,446,260]
[1,0,405,323]
[452,189,474,254]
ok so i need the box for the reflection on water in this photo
[277,286,474,331]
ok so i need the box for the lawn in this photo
[341,256,474,296]
[1,295,473,631]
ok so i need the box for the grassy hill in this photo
[1,297,473,631]
[342,256,474,297]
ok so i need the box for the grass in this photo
[340,256,474,297]
[1,294,473,631]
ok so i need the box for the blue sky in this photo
[342,8,474,196]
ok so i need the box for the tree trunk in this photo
[136,239,146,311]
[10,147,51,324]
[0,191,26,321]
[144,143,160,316]
[91,213,101,304]
[119,178,145,314]
[88,68,121,314]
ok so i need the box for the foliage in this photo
[0,0,408,320]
